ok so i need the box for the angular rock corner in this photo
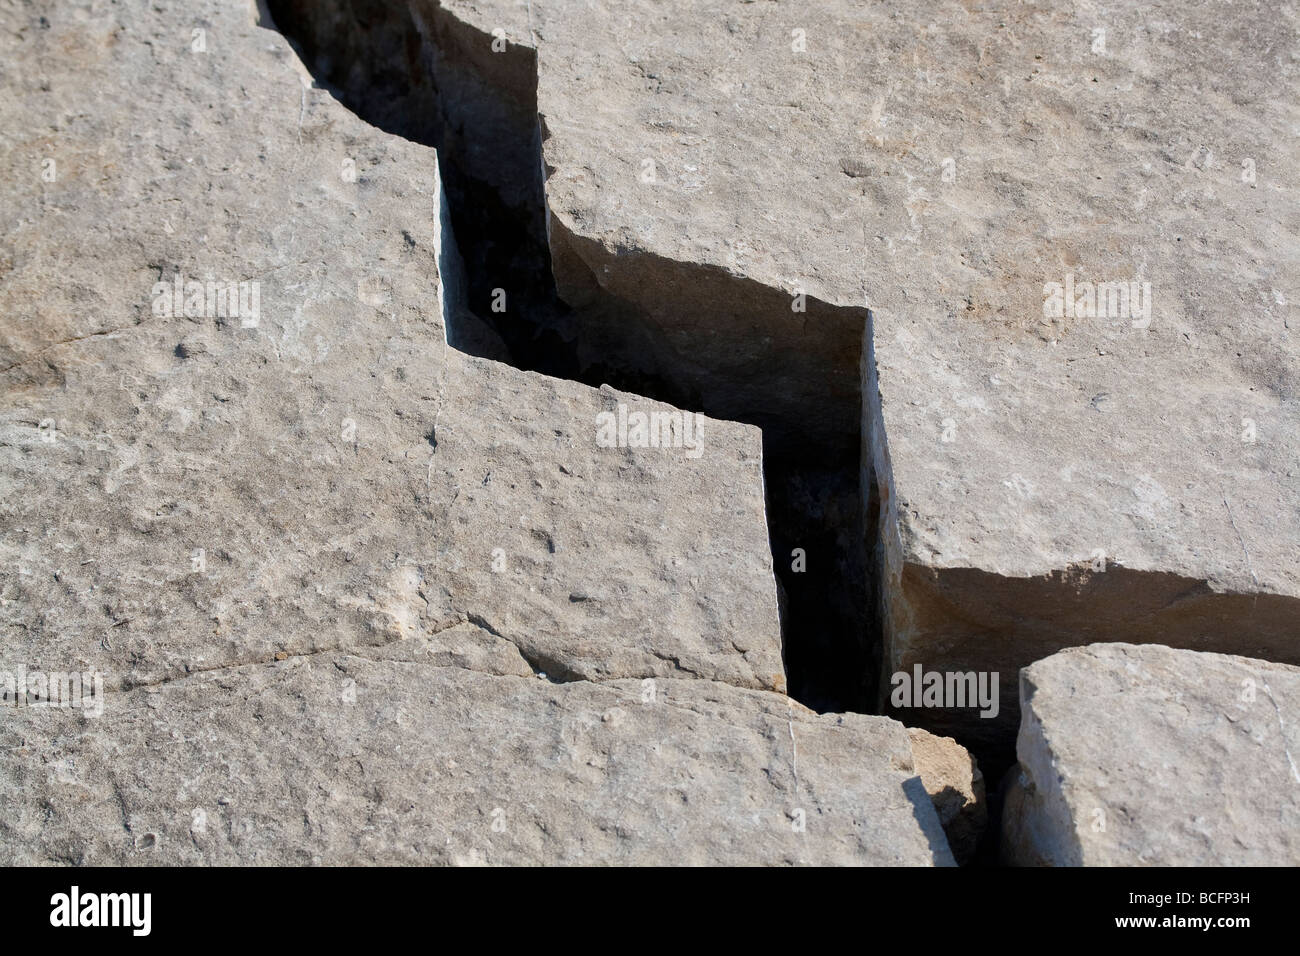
[1002,644,1300,866]
[0,0,1295,869]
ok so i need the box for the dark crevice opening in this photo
[263,0,878,714]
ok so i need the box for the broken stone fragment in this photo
[907,727,987,866]
[1001,643,1300,866]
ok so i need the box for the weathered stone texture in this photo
[0,0,956,865]
[1003,644,1300,866]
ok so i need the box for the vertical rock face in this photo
[0,0,959,865]
[1002,644,1300,866]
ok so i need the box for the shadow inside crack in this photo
[262,0,877,713]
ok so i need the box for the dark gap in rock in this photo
[262,0,877,714]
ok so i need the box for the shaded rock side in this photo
[907,726,987,865]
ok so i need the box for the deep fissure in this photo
[264,0,879,714]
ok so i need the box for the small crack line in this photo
[787,696,799,797]
[116,642,398,693]
[526,0,538,47]
[1222,492,1260,589]
[1,327,136,373]
[111,620,466,694]
[1261,679,1300,785]
[464,611,582,683]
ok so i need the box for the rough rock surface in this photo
[1,662,956,865]
[907,727,987,865]
[0,0,956,865]
[1002,644,1300,866]
[0,0,786,698]
[435,0,1299,753]
[3,0,1294,865]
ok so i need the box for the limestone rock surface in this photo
[1002,643,1300,866]
[0,0,955,866]
[1,660,957,865]
[441,0,1300,751]
[4,0,1295,866]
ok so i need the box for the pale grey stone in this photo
[442,0,1300,749]
[0,0,955,866]
[1002,644,1300,866]
[4,0,1293,865]
[0,660,953,865]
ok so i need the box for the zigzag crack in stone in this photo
[264,0,880,715]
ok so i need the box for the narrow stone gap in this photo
[263,0,879,714]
